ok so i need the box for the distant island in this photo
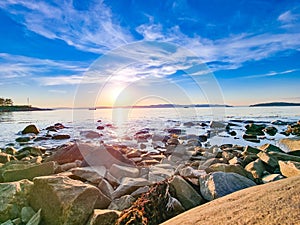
[250,102,300,107]
[0,105,53,112]
[92,104,233,109]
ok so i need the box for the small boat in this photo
[88,107,97,110]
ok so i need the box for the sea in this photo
[1,106,300,150]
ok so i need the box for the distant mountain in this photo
[250,102,300,107]
[95,104,233,109]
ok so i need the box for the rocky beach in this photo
[1,118,300,225]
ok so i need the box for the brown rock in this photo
[87,209,120,225]
[279,160,300,177]
[22,125,39,135]
[29,175,100,225]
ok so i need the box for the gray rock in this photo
[199,172,256,201]
[259,144,284,153]
[29,175,100,225]
[108,195,135,211]
[0,180,33,223]
[1,220,14,225]
[279,160,300,177]
[86,209,120,225]
[170,176,204,210]
[26,208,41,225]
[178,166,205,178]
[112,177,150,199]
[262,174,284,183]
[109,164,139,181]
[242,146,261,155]
[71,166,106,184]
[245,159,266,180]
[268,151,300,162]
[98,179,114,199]
[2,161,56,182]
[21,206,35,223]
[206,163,253,180]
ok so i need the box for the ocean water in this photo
[0,106,300,149]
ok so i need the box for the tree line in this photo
[0,98,13,106]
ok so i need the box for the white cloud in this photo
[278,10,298,23]
[239,69,298,79]
[0,0,132,53]
[49,89,67,94]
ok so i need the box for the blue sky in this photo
[0,0,300,107]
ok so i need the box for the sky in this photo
[0,0,300,107]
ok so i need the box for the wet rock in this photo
[112,177,150,199]
[80,131,102,139]
[109,164,139,181]
[170,176,205,210]
[183,121,195,127]
[0,179,33,223]
[263,126,278,136]
[97,126,105,130]
[245,159,266,181]
[285,123,300,136]
[267,151,300,163]
[15,137,32,143]
[2,161,56,182]
[199,172,256,201]
[198,135,208,142]
[18,146,45,157]
[87,209,120,225]
[34,136,51,142]
[29,175,100,225]
[278,160,300,177]
[242,134,260,143]
[22,125,39,135]
[229,130,237,136]
[108,195,135,211]
[166,128,183,135]
[245,123,265,136]
[210,121,226,130]
[52,134,71,140]
[271,120,289,125]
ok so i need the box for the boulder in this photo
[148,164,175,183]
[109,164,139,181]
[15,137,32,143]
[259,143,285,153]
[263,126,278,136]
[108,195,135,211]
[268,151,300,162]
[160,176,300,225]
[80,131,102,139]
[0,179,33,223]
[21,206,36,223]
[112,177,150,199]
[22,125,39,135]
[98,179,115,199]
[210,121,226,129]
[29,175,100,225]
[245,123,265,135]
[71,166,106,184]
[199,172,256,201]
[87,209,120,225]
[242,146,261,155]
[170,176,205,210]
[261,174,284,183]
[206,163,253,180]
[178,166,205,178]
[2,161,56,182]
[0,152,14,163]
[278,160,300,177]
[52,134,71,140]
[279,138,300,152]
[4,147,17,155]
[245,159,266,180]
[26,208,41,225]
[257,152,279,168]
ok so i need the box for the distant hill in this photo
[0,105,52,112]
[250,102,300,107]
[95,104,233,109]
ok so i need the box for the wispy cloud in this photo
[48,89,67,94]
[239,69,298,79]
[0,0,132,53]
[0,53,88,84]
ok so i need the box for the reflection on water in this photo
[0,107,300,149]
